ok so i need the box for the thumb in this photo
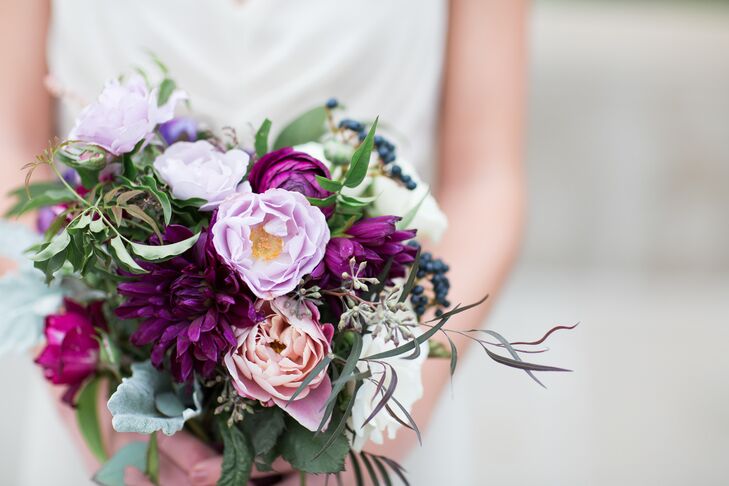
[189,456,223,486]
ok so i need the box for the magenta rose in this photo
[224,297,334,430]
[248,148,333,215]
[35,299,104,404]
[211,188,330,299]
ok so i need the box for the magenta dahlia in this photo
[115,225,259,382]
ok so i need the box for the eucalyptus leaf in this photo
[93,441,147,486]
[107,361,202,436]
[141,176,172,225]
[273,106,327,150]
[129,232,199,261]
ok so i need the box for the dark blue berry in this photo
[442,263,450,273]
[384,140,395,151]
[411,285,424,295]
[407,239,420,248]
[374,135,384,146]
[358,131,367,142]
[325,98,338,109]
[400,174,412,184]
[415,305,426,315]
[435,309,444,317]
[339,119,364,132]
[383,152,396,164]
[406,180,417,190]
[424,261,435,273]
[416,270,427,279]
[441,299,451,308]
[390,165,402,177]
[421,252,432,261]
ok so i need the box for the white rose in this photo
[153,140,249,210]
[294,142,448,242]
[349,323,428,452]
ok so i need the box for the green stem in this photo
[299,471,307,486]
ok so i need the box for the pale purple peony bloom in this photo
[35,299,104,404]
[248,148,333,216]
[69,75,187,155]
[224,297,334,431]
[153,140,249,210]
[211,189,330,299]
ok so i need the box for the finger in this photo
[189,456,222,486]
[157,430,218,473]
[124,466,154,486]
[158,450,193,486]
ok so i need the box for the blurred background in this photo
[2,0,729,484]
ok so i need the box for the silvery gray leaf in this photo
[107,361,202,436]
[0,221,64,356]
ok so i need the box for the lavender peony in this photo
[69,74,186,155]
[211,189,330,299]
[153,140,249,210]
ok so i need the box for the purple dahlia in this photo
[115,225,259,382]
[313,216,417,289]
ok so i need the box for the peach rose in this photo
[224,297,334,430]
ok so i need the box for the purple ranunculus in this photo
[211,189,330,299]
[159,117,197,145]
[313,216,417,289]
[35,299,104,405]
[116,226,259,383]
[153,140,249,210]
[248,148,334,215]
[69,75,187,156]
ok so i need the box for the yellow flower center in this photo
[269,339,287,354]
[250,225,283,261]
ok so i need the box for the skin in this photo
[1,0,526,484]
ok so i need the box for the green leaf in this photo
[255,118,272,158]
[343,117,378,188]
[141,176,172,225]
[315,175,343,193]
[172,196,208,209]
[76,377,108,463]
[240,407,285,456]
[217,418,253,486]
[30,229,71,262]
[93,442,147,486]
[279,416,349,474]
[307,194,337,208]
[109,236,147,273]
[157,78,176,106]
[273,106,327,150]
[398,247,421,302]
[129,232,199,261]
[122,153,137,179]
[6,187,77,217]
[146,432,159,485]
[288,355,332,404]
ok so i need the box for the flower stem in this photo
[299,471,307,486]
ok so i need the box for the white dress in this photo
[5,1,451,485]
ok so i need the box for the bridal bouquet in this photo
[5,71,570,485]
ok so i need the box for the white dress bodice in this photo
[48,0,448,182]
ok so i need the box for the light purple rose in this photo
[211,189,330,299]
[154,140,249,210]
[69,75,187,155]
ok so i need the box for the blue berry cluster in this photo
[325,98,339,109]
[407,244,451,318]
[336,116,418,191]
